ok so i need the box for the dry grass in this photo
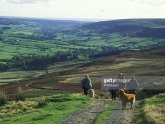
[136,93,165,124]
[0,101,34,115]
[144,105,165,124]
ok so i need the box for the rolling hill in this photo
[0,17,165,71]
[82,19,165,38]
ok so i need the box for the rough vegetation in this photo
[135,93,165,124]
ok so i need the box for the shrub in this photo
[17,101,28,112]
[0,89,7,106]
[36,96,49,108]
[15,86,26,102]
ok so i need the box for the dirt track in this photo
[62,99,137,124]
[106,101,136,124]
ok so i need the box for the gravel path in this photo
[62,99,138,124]
[62,99,107,124]
[106,101,136,124]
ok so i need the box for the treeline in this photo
[0,47,121,71]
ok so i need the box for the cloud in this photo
[0,0,165,19]
[6,0,49,4]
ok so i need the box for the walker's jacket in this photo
[81,78,92,89]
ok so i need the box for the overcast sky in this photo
[0,0,165,20]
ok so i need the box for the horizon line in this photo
[0,15,165,22]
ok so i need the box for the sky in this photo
[0,0,165,20]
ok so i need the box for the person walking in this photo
[126,76,139,94]
[109,80,118,100]
[81,74,92,95]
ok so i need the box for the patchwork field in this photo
[0,18,165,71]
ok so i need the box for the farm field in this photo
[0,18,165,71]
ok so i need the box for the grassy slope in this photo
[135,93,165,124]
[0,94,91,124]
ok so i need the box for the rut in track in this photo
[62,99,108,124]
